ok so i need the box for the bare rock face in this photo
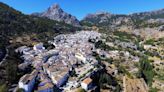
[82,11,134,27]
[32,4,80,27]
[82,9,164,27]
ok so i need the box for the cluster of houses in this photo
[16,31,102,92]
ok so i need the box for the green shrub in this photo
[145,39,155,45]
[0,84,7,92]
[149,87,159,92]
[138,57,155,86]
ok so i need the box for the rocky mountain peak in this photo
[46,3,63,15]
[50,3,60,9]
[32,3,80,27]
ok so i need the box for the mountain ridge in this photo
[81,8,164,29]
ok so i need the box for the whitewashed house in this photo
[18,74,36,92]
[33,43,45,51]
[75,53,86,63]
[18,70,38,92]
[81,77,93,91]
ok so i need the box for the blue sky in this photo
[0,0,164,20]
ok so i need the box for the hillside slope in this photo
[0,2,80,89]
[0,2,79,48]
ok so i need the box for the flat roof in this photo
[20,74,35,84]
[82,77,92,85]
[38,82,54,91]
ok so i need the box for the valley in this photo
[0,1,163,92]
